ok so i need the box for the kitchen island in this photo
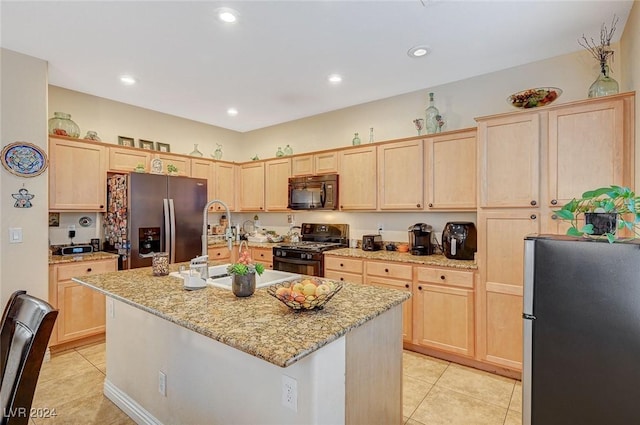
[74,264,409,425]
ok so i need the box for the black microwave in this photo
[288,174,339,210]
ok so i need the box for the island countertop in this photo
[73,264,410,368]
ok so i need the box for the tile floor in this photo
[29,343,522,424]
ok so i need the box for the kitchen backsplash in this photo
[49,210,476,248]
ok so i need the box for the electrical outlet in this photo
[281,375,297,412]
[158,371,167,396]
[287,214,294,224]
[68,225,76,231]
[377,223,384,232]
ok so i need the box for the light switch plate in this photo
[9,227,22,243]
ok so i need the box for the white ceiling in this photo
[1,1,634,132]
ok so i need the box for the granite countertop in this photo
[73,263,410,368]
[325,248,478,270]
[49,251,120,265]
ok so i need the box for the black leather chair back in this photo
[0,291,58,425]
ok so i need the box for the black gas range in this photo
[273,223,348,277]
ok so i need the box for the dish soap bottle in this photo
[424,92,440,134]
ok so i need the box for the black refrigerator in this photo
[105,173,207,269]
[523,235,640,425]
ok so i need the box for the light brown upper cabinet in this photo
[547,95,634,209]
[239,161,265,211]
[291,151,339,176]
[425,130,477,210]
[477,112,541,209]
[213,162,237,211]
[265,158,291,211]
[108,146,151,172]
[191,158,216,210]
[339,146,377,210]
[49,137,107,211]
[158,153,191,176]
[377,140,424,210]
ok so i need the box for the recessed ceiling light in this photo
[227,108,238,116]
[216,7,238,23]
[407,46,431,58]
[328,74,343,84]
[119,75,137,85]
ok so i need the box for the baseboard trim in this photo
[103,379,163,425]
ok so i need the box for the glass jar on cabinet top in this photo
[48,112,80,138]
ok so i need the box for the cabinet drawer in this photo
[415,267,474,289]
[324,270,363,284]
[367,276,411,291]
[56,260,116,281]
[208,246,232,261]
[366,261,412,280]
[324,256,363,274]
[251,247,273,263]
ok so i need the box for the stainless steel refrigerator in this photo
[523,235,640,425]
[105,173,207,269]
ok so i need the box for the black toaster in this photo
[362,234,383,251]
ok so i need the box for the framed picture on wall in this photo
[118,136,135,147]
[139,139,154,150]
[156,142,170,152]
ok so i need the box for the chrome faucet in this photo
[202,199,233,259]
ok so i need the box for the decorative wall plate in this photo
[79,216,93,227]
[1,142,48,177]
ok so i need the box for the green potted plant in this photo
[227,244,265,297]
[554,185,640,243]
[167,164,178,175]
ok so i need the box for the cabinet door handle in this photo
[530,214,537,220]
[340,263,344,267]
[416,204,421,208]
[340,277,344,281]
[428,203,433,207]
[551,199,558,205]
[440,275,446,280]
[405,284,410,289]
[530,200,537,206]
[384,268,389,273]
[551,214,558,220]
[87,268,92,272]
[99,205,104,209]
[417,285,422,291]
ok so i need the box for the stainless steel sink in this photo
[170,264,300,290]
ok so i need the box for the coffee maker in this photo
[408,223,434,256]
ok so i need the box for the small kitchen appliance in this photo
[362,234,382,251]
[408,223,434,256]
[441,222,477,260]
[273,223,348,277]
[287,174,339,210]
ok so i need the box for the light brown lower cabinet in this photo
[251,247,273,269]
[48,258,117,346]
[365,260,412,342]
[413,266,475,357]
[324,255,364,284]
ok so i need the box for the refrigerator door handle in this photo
[163,199,171,260]
[168,198,176,263]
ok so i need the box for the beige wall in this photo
[48,86,244,160]
[1,49,49,307]
[242,48,622,161]
[620,0,639,190]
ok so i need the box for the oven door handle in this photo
[274,257,320,266]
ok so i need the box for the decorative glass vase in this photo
[83,130,101,141]
[369,127,374,143]
[352,132,361,146]
[213,144,223,160]
[189,144,203,157]
[588,63,619,98]
[284,144,293,156]
[424,93,440,134]
[48,112,80,138]
[276,147,284,157]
